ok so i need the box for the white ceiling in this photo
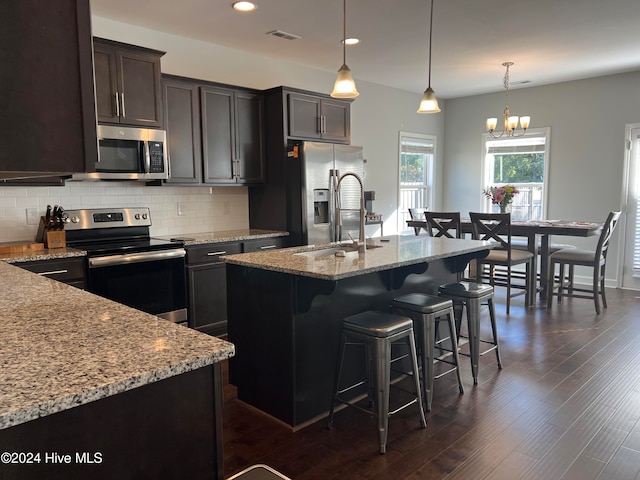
[90,0,640,99]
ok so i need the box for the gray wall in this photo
[443,72,640,283]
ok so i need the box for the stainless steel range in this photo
[65,207,187,324]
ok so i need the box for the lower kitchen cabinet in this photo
[242,236,288,253]
[186,236,288,336]
[186,242,241,336]
[17,257,86,289]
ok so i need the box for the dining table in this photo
[407,218,604,303]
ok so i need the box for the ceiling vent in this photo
[266,30,302,41]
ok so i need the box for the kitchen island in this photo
[0,262,234,480]
[222,235,493,428]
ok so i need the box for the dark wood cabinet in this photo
[93,38,165,128]
[288,91,351,144]
[162,75,265,186]
[186,242,242,336]
[17,257,86,289]
[0,0,97,179]
[242,236,288,253]
[162,77,202,184]
[201,86,265,185]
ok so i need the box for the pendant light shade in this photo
[417,0,440,113]
[418,87,441,114]
[331,0,359,98]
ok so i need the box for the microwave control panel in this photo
[149,142,165,173]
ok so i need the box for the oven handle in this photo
[88,248,186,268]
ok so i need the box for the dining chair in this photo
[546,211,621,314]
[469,212,535,314]
[423,212,462,239]
[408,208,428,235]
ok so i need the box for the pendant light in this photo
[331,0,359,98]
[417,0,441,113]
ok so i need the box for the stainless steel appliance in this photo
[285,141,365,245]
[65,207,187,324]
[73,125,168,181]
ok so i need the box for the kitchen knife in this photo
[45,205,52,229]
[57,206,66,230]
[52,205,60,229]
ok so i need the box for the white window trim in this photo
[480,126,551,220]
[398,131,436,233]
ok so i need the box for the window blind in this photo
[633,133,640,276]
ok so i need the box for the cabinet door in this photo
[0,0,97,176]
[117,49,163,127]
[201,86,236,184]
[235,91,265,184]
[321,99,350,143]
[288,93,322,139]
[187,262,228,336]
[163,78,202,184]
[93,42,120,124]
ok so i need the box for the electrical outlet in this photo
[26,208,40,225]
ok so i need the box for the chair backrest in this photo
[408,208,427,220]
[469,212,512,251]
[596,211,622,262]
[423,212,461,238]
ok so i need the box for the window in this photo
[482,128,550,221]
[398,132,435,232]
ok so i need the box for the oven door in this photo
[87,248,187,324]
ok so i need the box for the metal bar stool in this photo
[438,281,503,384]
[327,310,426,454]
[392,293,464,411]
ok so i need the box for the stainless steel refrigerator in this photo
[294,141,365,245]
[249,140,365,246]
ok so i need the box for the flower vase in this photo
[499,204,511,214]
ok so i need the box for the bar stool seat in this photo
[328,310,426,454]
[392,293,464,411]
[438,281,502,384]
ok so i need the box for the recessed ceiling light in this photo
[343,38,360,46]
[232,2,257,12]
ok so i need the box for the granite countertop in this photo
[0,246,87,264]
[157,229,289,246]
[0,262,235,430]
[222,235,494,280]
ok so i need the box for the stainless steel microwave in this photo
[74,125,168,181]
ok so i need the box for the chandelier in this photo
[486,62,530,137]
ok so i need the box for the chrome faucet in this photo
[335,172,366,253]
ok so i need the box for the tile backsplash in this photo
[0,182,249,242]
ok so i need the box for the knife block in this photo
[35,216,66,249]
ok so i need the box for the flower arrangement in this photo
[483,185,520,213]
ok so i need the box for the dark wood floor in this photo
[222,288,640,480]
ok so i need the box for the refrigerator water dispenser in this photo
[313,189,329,225]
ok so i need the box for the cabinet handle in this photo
[321,115,326,134]
[37,269,69,276]
[207,251,227,256]
[114,92,120,117]
[236,159,242,179]
[259,245,277,250]
[120,92,126,118]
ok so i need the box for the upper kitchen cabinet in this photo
[162,76,202,184]
[0,0,97,179]
[264,87,351,144]
[93,38,165,128]
[200,85,265,185]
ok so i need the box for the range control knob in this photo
[142,213,148,220]
[135,213,141,220]
[70,216,80,223]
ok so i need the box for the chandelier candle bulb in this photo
[520,116,531,129]
[487,118,498,131]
